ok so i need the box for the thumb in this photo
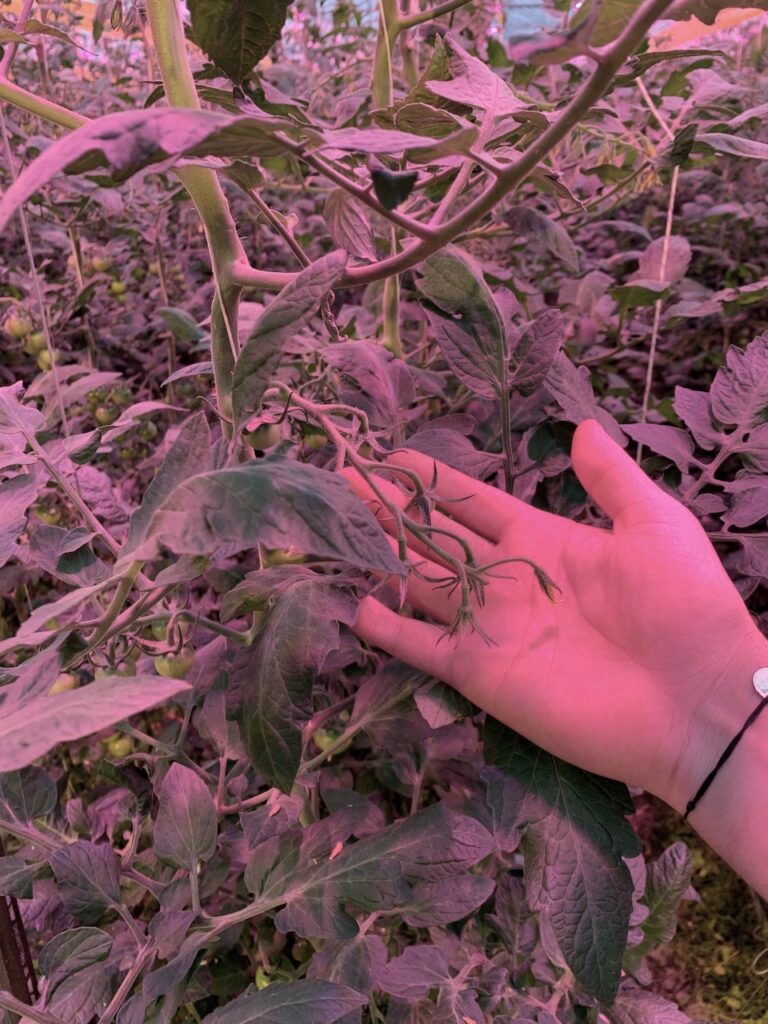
[570,419,676,528]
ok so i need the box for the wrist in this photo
[661,626,768,818]
[655,627,768,899]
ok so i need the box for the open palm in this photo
[345,419,762,809]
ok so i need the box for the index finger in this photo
[385,448,540,543]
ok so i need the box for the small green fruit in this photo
[36,506,62,525]
[23,331,46,355]
[151,620,167,641]
[313,727,352,755]
[109,280,127,296]
[37,350,53,371]
[255,966,273,990]
[244,423,281,449]
[154,647,194,678]
[262,547,306,567]
[303,430,328,451]
[106,736,132,758]
[49,672,79,694]
[291,939,312,964]
[91,255,111,273]
[4,314,32,338]
[94,405,118,425]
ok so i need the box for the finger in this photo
[383,449,540,542]
[341,466,496,567]
[570,419,681,529]
[352,595,460,678]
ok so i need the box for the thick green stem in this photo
[373,1,403,358]
[145,0,245,424]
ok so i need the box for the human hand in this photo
[344,418,768,814]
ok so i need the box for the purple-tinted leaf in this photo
[241,793,303,849]
[0,109,315,233]
[413,680,476,730]
[482,719,640,1004]
[672,387,722,450]
[189,0,290,84]
[155,763,217,871]
[505,207,580,274]
[0,766,57,821]
[29,525,108,585]
[235,574,358,792]
[620,424,695,472]
[608,983,692,1024]
[0,646,62,713]
[148,910,198,960]
[0,855,36,898]
[427,32,526,115]
[405,427,502,480]
[320,126,476,159]
[17,580,114,638]
[124,410,211,554]
[487,874,538,983]
[544,353,626,444]
[162,361,214,386]
[709,332,768,431]
[0,675,190,771]
[233,252,347,427]
[323,341,415,430]
[0,381,45,436]
[0,473,42,569]
[245,803,494,941]
[324,190,377,262]
[307,933,388,995]
[612,279,671,309]
[377,945,451,999]
[47,960,118,1024]
[129,457,405,575]
[199,980,368,1024]
[50,840,121,922]
[418,249,506,399]
[623,844,692,976]
[722,477,768,528]
[402,875,496,928]
[39,927,113,996]
[737,421,768,471]
[157,305,205,341]
[510,309,564,397]
[697,131,768,161]
[637,236,691,285]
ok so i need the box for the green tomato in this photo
[109,280,127,296]
[36,506,62,525]
[4,314,32,339]
[244,423,281,450]
[106,736,132,758]
[23,331,46,356]
[94,666,119,678]
[94,405,118,426]
[291,939,312,964]
[303,430,328,451]
[49,672,79,695]
[37,350,53,371]
[44,617,61,631]
[91,255,111,273]
[255,966,273,990]
[262,547,306,567]
[151,620,167,641]
[138,420,158,441]
[154,647,194,679]
[313,727,352,755]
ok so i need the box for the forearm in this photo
[664,632,768,900]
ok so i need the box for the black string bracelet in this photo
[683,668,768,822]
